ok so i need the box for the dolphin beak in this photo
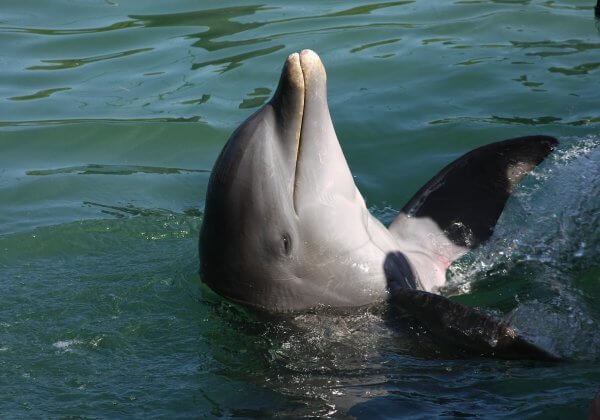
[271,49,352,218]
[271,52,304,167]
[270,49,329,214]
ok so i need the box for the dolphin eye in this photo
[282,233,292,255]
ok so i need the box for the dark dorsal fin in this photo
[386,135,558,292]
[391,135,558,249]
[389,288,561,361]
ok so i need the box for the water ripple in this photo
[131,6,273,52]
[0,19,140,36]
[9,87,71,101]
[511,39,600,56]
[26,164,208,176]
[350,38,401,53]
[549,62,600,76]
[26,47,153,71]
[191,45,285,73]
[0,116,203,128]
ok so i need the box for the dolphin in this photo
[199,50,559,359]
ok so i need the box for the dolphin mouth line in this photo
[291,51,309,217]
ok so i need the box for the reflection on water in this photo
[0,19,139,36]
[180,94,210,105]
[511,39,600,56]
[26,48,153,71]
[26,164,208,176]
[0,116,203,127]
[239,87,271,109]
[350,38,401,53]
[191,44,284,73]
[131,6,273,52]
[2,1,598,124]
[549,62,600,75]
[9,87,71,101]
[325,0,414,17]
[83,201,202,220]
[512,74,545,94]
[429,115,563,125]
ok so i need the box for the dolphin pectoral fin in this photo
[387,135,558,290]
[389,288,561,361]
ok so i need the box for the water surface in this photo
[1,0,599,417]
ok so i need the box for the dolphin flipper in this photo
[387,135,558,291]
[389,288,561,361]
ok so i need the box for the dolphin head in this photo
[199,50,392,311]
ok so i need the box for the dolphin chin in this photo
[199,50,560,359]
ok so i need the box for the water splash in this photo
[446,136,600,359]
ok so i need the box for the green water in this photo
[1,0,599,417]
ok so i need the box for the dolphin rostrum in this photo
[199,50,559,360]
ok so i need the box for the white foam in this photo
[53,339,83,350]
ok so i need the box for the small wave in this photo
[191,45,285,74]
[26,47,153,71]
[82,200,202,221]
[53,339,83,350]
[429,115,565,126]
[350,38,401,53]
[8,87,71,101]
[0,116,203,128]
[26,164,208,176]
[0,19,139,36]
[239,87,271,109]
[511,39,600,56]
[549,62,600,76]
